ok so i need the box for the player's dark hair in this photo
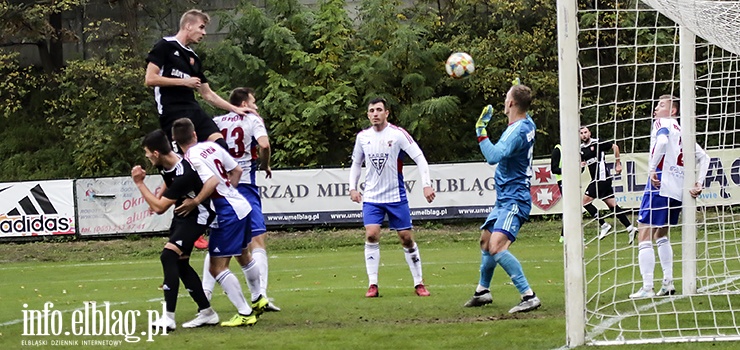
[368,97,388,110]
[659,94,680,115]
[180,9,210,29]
[229,87,255,106]
[142,129,172,155]
[510,85,532,111]
[172,118,196,146]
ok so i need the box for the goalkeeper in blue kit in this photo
[463,81,541,313]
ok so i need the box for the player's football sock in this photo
[202,253,216,300]
[403,242,423,286]
[493,250,531,295]
[656,236,673,283]
[241,259,262,302]
[613,205,633,229]
[584,203,605,225]
[251,247,269,296]
[215,269,252,315]
[160,249,181,313]
[214,137,229,151]
[478,250,496,289]
[365,242,380,286]
[638,241,656,290]
[177,258,210,311]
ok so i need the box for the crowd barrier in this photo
[1,150,738,240]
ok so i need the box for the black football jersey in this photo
[160,157,214,225]
[146,37,208,114]
[580,138,614,181]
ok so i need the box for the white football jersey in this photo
[184,141,251,219]
[350,124,424,203]
[213,112,268,186]
[649,118,707,201]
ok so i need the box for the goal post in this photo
[559,0,740,346]
[557,0,586,347]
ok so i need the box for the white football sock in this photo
[215,269,251,315]
[201,253,215,301]
[241,259,262,302]
[656,236,673,284]
[638,241,655,290]
[252,248,269,297]
[403,242,423,286]
[365,242,380,285]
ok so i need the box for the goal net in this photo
[558,0,740,346]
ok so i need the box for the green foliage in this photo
[44,51,157,177]
[1,0,595,179]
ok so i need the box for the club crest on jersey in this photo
[189,57,195,66]
[174,51,180,57]
[387,140,393,147]
[369,153,389,175]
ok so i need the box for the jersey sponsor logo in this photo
[368,153,389,175]
[170,68,191,79]
[529,166,561,211]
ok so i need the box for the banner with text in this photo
[76,177,172,236]
[0,180,75,237]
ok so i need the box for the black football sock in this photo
[160,249,181,313]
[178,258,211,311]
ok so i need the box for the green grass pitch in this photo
[0,221,738,349]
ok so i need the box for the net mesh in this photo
[576,0,740,344]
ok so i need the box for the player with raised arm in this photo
[630,95,710,299]
[144,9,254,149]
[348,97,436,298]
[463,82,541,313]
[171,118,266,327]
[131,129,218,331]
[579,126,638,242]
[201,87,280,311]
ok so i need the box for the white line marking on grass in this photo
[586,275,740,342]
[0,260,152,271]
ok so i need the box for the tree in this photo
[0,0,85,72]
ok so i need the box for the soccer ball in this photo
[445,52,475,79]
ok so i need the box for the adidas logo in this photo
[213,247,220,253]
[162,284,170,291]
[175,240,182,246]
[0,184,72,234]
[174,51,180,56]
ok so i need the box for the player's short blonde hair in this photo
[659,94,679,116]
[180,9,210,29]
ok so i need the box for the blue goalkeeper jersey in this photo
[479,115,536,215]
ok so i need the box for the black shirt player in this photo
[579,126,637,242]
[131,129,219,330]
[144,9,253,149]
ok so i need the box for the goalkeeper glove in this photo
[476,105,493,141]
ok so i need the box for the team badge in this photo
[387,140,393,147]
[369,154,389,175]
[530,166,561,211]
[189,57,195,66]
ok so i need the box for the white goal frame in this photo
[558,0,740,346]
